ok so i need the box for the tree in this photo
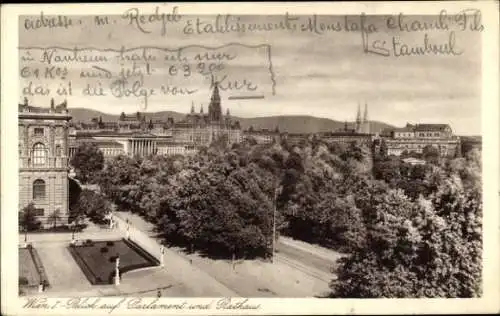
[47,209,62,229]
[330,158,482,298]
[422,145,440,164]
[373,156,401,186]
[72,189,111,224]
[19,203,41,234]
[70,143,104,184]
[69,177,82,210]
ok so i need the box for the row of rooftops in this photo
[18,97,70,116]
[381,123,453,135]
[70,124,454,138]
[19,98,459,140]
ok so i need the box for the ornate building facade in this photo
[68,83,242,160]
[172,83,241,145]
[19,98,71,223]
[381,123,460,157]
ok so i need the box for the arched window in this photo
[32,143,47,166]
[33,179,46,200]
[55,145,62,156]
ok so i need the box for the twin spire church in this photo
[355,102,370,134]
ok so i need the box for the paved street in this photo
[277,240,339,275]
[115,211,337,297]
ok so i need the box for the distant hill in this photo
[68,108,394,134]
[237,115,394,134]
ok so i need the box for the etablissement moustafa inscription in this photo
[23,7,483,58]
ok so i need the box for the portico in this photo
[128,137,157,156]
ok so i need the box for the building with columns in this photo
[69,131,198,159]
[19,97,71,224]
[68,83,242,160]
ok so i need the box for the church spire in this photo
[200,104,204,114]
[363,101,370,134]
[191,101,195,114]
[355,102,362,133]
[363,101,368,123]
[208,82,222,122]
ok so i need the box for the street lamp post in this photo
[71,222,76,242]
[272,185,282,264]
[23,207,30,244]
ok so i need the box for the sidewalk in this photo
[113,213,239,297]
[279,236,346,263]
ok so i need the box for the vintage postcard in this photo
[1,1,499,315]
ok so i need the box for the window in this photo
[32,143,47,166]
[55,145,62,156]
[34,128,44,136]
[33,179,46,200]
[33,208,44,216]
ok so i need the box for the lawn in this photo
[69,239,159,285]
[19,248,40,287]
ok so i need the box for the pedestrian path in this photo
[113,213,239,297]
[35,241,92,293]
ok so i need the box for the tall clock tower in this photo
[18,97,72,225]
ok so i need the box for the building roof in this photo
[320,131,372,137]
[75,130,158,137]
[413,124,451,132]
[70,138,123,147]
[18,98,71,117]
[77,138,123,146]
[245,130,280,136]
[384,123,453,134]
[391,126,414,133]
[156,141,194,146]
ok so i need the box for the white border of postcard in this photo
[2,1,499,315]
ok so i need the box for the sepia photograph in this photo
[1,2,499,315]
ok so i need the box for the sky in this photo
[18,13,482,135]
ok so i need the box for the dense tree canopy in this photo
[70,143,104,184]
[94,138,482,297]
[70,189,112,224]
